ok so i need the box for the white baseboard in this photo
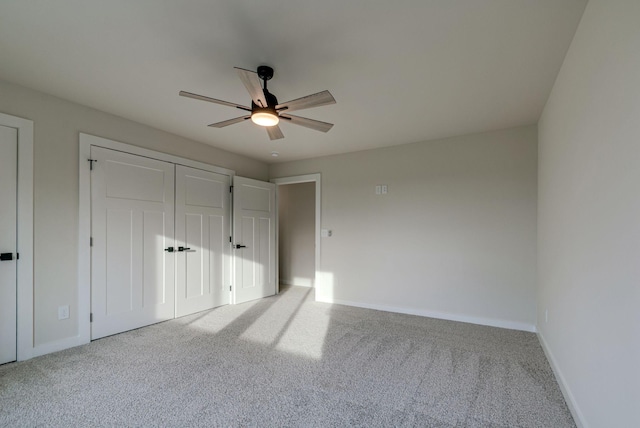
[317,297,536,332]
[31,335,88,359]
[280,279,313,287]
[537,331,587,428]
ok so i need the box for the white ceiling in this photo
[0,0,586,163]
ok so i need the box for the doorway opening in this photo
[272,174,321,298]
[278,182,315,287]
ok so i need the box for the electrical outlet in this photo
[381,185,388,194]
[58,305,70,320]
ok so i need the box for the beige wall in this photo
[270,125,538,330]
[278,182,316,287]
[0,79,268,348]
[537,0,640,425]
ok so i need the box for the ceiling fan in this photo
[179,66,336,140]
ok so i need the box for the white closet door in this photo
[175,165,231,317]
[91,147,175,339]
[232,176,276,304]
[0,125,17,364]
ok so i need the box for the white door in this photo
[91,147,175,339]
[233,176,276,304]
[175,165,231,317]
[0,125,17,364]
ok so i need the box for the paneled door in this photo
[91,147,175,339]
[175,165,231,317]
[0,125,17,364]
[233,176,276,304]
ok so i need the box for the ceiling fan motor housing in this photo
[257,65,274,81]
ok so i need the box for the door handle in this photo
[0,253,13,261]
[234,244,246,249]
[164,247,175,253]
[177,247,191,252]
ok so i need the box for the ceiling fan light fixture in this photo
[251,110,279,127]
[180,65,336,139]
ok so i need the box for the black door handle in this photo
[164,247,175,253]
[177,247,191,252]
[235,244,246,249]
[0,253,13,261]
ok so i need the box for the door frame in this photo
[79,133,234,344]
[0,112,34,361]
[270,174,321,297]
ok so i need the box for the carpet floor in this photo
[0,285,574,427]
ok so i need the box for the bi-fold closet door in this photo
[232,176,276,305]
[175,165,231,317]
[90,147,231,339]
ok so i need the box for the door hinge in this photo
[16,253,19,260]
[90,237,93,247]
[230,185,233,193]
[90,313,93,322]
[229,285,232,291]
[88,159,97,170]
[229,236,232,243]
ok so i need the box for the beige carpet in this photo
[0,285,574,427]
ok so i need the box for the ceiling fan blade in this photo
[234,67,268,108]
[208,116,251,128]
[280,114,334,133]
[179,91,251,111]
[266,125,284,140]
[276,90,336,113]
